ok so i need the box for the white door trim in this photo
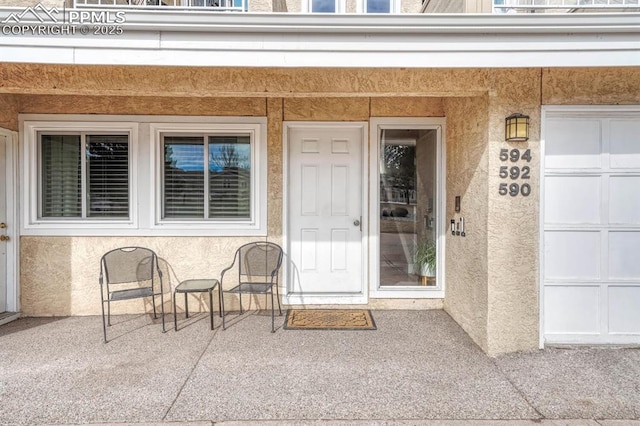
[540,105,640,348]
[282,121,369,305]
[0,127,20,314]
[369,117,446,299]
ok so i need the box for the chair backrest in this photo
[101,247,157,286]
[237,242,283,279]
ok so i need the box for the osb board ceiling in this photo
[0,63,490,97]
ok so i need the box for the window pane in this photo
[87,135,129,218]
[311,0,336,12]
[209,136,251,219]
[41,134,81,218]
[379,129,438,287]
[367,0,390,13]
[164,137,205,219]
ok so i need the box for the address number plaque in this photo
[498,148,532,197]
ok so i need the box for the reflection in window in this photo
[208,136,251,219]
[366,0,391,13]
[311,0,336,12]
[162,135,252,220]
[379,129,437,287]
[164,137,205,219]
[40,133,130,219]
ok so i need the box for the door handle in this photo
[353,219,360,227]
[0,235,9,242]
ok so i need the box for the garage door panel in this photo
[544,111,640,346]
[545,175,601,224]
[545,119,601,169]
[608,286,640,334]
[610,121,640,169]
[608,232,640,280]
[609,176,640,224]
[545,231,600,280]
[544,286,600,334]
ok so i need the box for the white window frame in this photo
[20,115,268,237]
[150,120,267,235]
[22,119,138,232]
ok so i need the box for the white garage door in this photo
[543,108,640,345]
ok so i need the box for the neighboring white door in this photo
[542,108,640,345]
[0,134,7,313]
[286,123,366,304]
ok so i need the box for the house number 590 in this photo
[498,148,532,197]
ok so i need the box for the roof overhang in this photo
[0,10,639,67]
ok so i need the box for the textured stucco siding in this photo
[485,69,541,356]
[20,236,261,316]
[0,64,489,99]
[443,95,490,353]
[542,68,640,105]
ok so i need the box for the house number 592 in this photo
[498,148,532,197]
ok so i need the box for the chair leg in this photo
[239,287,243,314]
[174,292,178,332]
[107,299,111,326]
[185,293,189,319]
[218,283,223,318]
[160,290,166,333]
[270,288,275,333]
[221,289,226,330]
[209,289,214,331]
[152,292,158,319]
[101,300,108,343]
[276,284,282,316]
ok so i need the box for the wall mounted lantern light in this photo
[505,113,529,142]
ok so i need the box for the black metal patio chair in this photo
[220,242,283,333]
[99,246,166,342]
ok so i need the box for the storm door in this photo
[370,119,445,298]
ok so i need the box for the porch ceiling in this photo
[0,11,639,68]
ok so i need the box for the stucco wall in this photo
[0,64,489,98]
[542,68,640,105]
[0,95,18,131]
[21,236,263,316]
[443,95,490,352]
[486,69,541,355]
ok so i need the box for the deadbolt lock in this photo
[0,235,9,242]
[0,223,6,229]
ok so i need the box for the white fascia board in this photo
[0,10,639,67]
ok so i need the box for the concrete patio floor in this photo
[0,310,639,425]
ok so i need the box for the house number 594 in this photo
[498,148,532,197]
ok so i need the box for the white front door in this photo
[0,134,8,313]
[286,123,367,304]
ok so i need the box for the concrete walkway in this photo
[0,310,638,425]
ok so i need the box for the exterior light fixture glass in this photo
[505,113,529,142]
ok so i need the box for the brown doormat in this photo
[284,309,376,330]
